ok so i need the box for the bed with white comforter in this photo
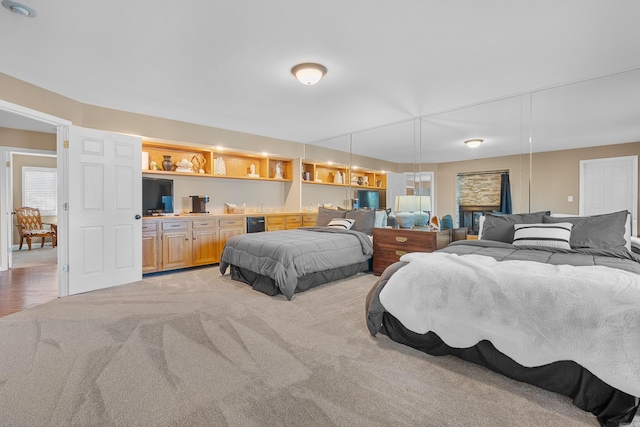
[366,239,640,426]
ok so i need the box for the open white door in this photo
[580,155,638,236]
[67,126,142,295]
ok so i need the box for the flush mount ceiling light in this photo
[464,139,483,148]
[291,63,327,85]
[1,0,36,17]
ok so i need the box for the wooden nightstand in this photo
[372,227,452,275]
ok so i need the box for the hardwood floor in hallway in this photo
[0,264,58,318]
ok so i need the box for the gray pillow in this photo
[315,207,346,227]
[542,210,628,250]
[346,208,376,235]
[481,211,551,243]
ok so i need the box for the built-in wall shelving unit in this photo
[142,142,293,182]
[302,161,387,190]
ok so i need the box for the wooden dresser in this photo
[372,228,452,275]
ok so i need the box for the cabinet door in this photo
[218,226,245,256]
[192,228,218,265]
[142,231,159,273]
[284,215,302,230]
[162,231,191,270]
[267,215,285,231]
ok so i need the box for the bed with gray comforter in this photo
[366,239,640,426]
[220,227,373,299]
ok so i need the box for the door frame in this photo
[0,100,71,296]
[579,155,638,236]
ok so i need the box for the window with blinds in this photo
[22,167,57,215]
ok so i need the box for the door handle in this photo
[135,214,141,220]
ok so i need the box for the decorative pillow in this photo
[316,207,346,227]
[512,223,572,249]
[480,211,551,243]
[631,236,640,255]
[542,210,628,250]
[346,208,376,235]
[327,218,355,230]
[550,212,632,251]
[374,209,388,228]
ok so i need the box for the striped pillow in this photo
[512,223,573,249]
[327,218,355,230]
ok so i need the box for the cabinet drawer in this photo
[285,215,301,224]
[142,222,157,232]
[267,216,285,225]
[192,220,216,229]
[161,220,188,231]
[302,215,316,223]
[219,218,244,228]
[375,235,435,252]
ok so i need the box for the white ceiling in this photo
[1,1,640,163]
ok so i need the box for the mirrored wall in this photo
[304,68,640,234]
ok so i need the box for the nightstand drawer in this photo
[374,234,436,252]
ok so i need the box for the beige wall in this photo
[530,141,640,216]
[1,72,638,223]
[12,154,57,246]
[0,128,56,151]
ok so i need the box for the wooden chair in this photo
[14,207,57,251]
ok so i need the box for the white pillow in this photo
[512,222,573,249]
[551,212,631,251]
[327,218,355,230]
[477,216,485,239]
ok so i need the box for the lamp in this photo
[413,196,431,226]
[394,196,418,228]
[291,63,327,85]
[464,139,483,148]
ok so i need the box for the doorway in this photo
[580,155,638,236]
[0,103,65,317]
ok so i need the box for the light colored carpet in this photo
[0,268,635,427]
[11,244,57,269]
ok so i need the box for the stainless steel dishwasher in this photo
[246,216,266,233]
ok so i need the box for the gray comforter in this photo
[220,227,373,299]
[440,239,640,273]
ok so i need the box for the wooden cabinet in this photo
[161,220,191,270]
[192,219,218,265]
[372,228,452,275]
[266,215,285,231]
[284,215,301,229]
[142,221,159,273]
[267,215,303,231]
[217,217,245,257]
[302,214,317,227]
[142,141,293,182]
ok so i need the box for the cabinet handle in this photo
[395,237,407,242]
[395,250,407,256]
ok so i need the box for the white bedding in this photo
[379,251,640,397]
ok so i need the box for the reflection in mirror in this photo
[350,120,416,211]
[530,69,640,235]
[420,95,530,234]
[302,135,350,211]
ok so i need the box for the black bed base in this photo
[381,312,639,427]
[229,261,371,297]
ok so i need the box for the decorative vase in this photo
[395,212,416,229]
[216,157,227,175]
[357,176,363,186]
[162,155,173,171]
[413,211,430,227]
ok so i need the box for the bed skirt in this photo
[229,260,370,297]
[379,311,639,427]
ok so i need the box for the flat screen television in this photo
[358,190,380,209]
[142,177,174,216]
